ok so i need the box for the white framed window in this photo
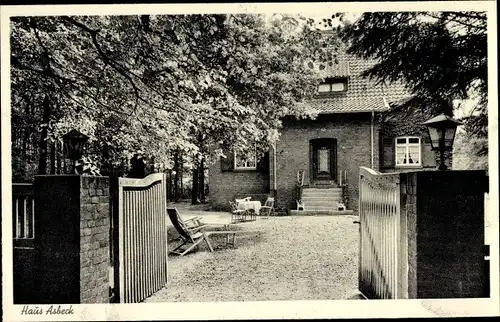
[395,137,421,166]
[234,149,257,170]
[317,79,347,93]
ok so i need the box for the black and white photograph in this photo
[1,1,498,320]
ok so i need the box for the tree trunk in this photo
[56,141,62,174]
[167,169,173,201]
[49,141,56,174]
[150,156,155,174]
[21,101,31,179]
[38,95,50,175]
[191,159,199,205]
[199,158,206,203]
[179,155,183,198]
[173,150,180,202]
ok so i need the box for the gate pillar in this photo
[33,175,110,304]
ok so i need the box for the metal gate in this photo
[358,167,403,299]
[111,173,168,303]
[12,183,36,303]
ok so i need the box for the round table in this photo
[237,200,262,214]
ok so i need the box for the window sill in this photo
[233,168,257,172]
[314,92,347,99]
[395,164,423,169]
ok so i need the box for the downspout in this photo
[371,110,374,169]
[273,142,277,196]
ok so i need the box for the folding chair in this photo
[260,197,275,218]
[167,208,239,256]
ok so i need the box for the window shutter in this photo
[379,134,395,169]
[220,150,234,171]
[422,137,437,167]
[257,151,270,174]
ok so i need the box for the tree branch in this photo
[61,16,144,112]
[11,55,75,84]
[423,12,486,32]
[58,16,238,124]
[29,18,52,70]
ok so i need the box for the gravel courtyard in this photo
[145,204,362,302]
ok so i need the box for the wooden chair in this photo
[167,208,239,256]
[230,201,246,223]
[260,197,275,218]
[247,209,257,221]
[181,215,206,232]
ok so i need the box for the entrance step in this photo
[302,188,342,195]
[302,192,342,198]
[290,209,355,216]
[302,186,342,191]
[301,205,345,211]
[308,182,339,187]
[302,199,342,209]
[301,187,344,210]
[301,195,342,201]
[301,196,342,200]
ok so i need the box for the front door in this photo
[311,138,337,182]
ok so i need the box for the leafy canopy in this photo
[11,14,338,178]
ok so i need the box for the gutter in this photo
[371,96,390,169]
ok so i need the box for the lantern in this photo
[62,129,89,174]
[422,114,462,170]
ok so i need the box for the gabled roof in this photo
[306,49,410,114]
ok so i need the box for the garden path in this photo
[145,202,363,302]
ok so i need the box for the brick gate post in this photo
[33,175,110,304]
[403,170,489,298]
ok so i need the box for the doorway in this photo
[310,138,337,183]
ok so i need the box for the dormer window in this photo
[317,78,348,94]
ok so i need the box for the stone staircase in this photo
[291,186,354,215]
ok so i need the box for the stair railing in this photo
[296,170,305,210]
[339,169,349,209]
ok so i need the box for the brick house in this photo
[209,52,440,214]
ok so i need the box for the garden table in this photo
[237,200,262,214]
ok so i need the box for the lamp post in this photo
[422,114,462,171]
[62,129,89,174]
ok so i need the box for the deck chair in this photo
[260,197,275,218]
[181,215,207,232]
[167,207,239,256]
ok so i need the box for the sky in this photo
[277,12,360,29]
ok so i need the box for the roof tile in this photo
[306,51,410,114]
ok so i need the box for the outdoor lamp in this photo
[62,129,89,174]
[422,114,462,171]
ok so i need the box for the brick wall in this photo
[402,170,488,298]
[13,247,36,303]
[209,164,269,211]
[33,175,110,304]
[276,113,375,211]
[415,171,487,298]
[403,172,418,299]
[79,176,110,303]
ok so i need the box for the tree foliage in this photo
[340,12,488,156]
[453,129,488,171]
[11,14,337,180]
